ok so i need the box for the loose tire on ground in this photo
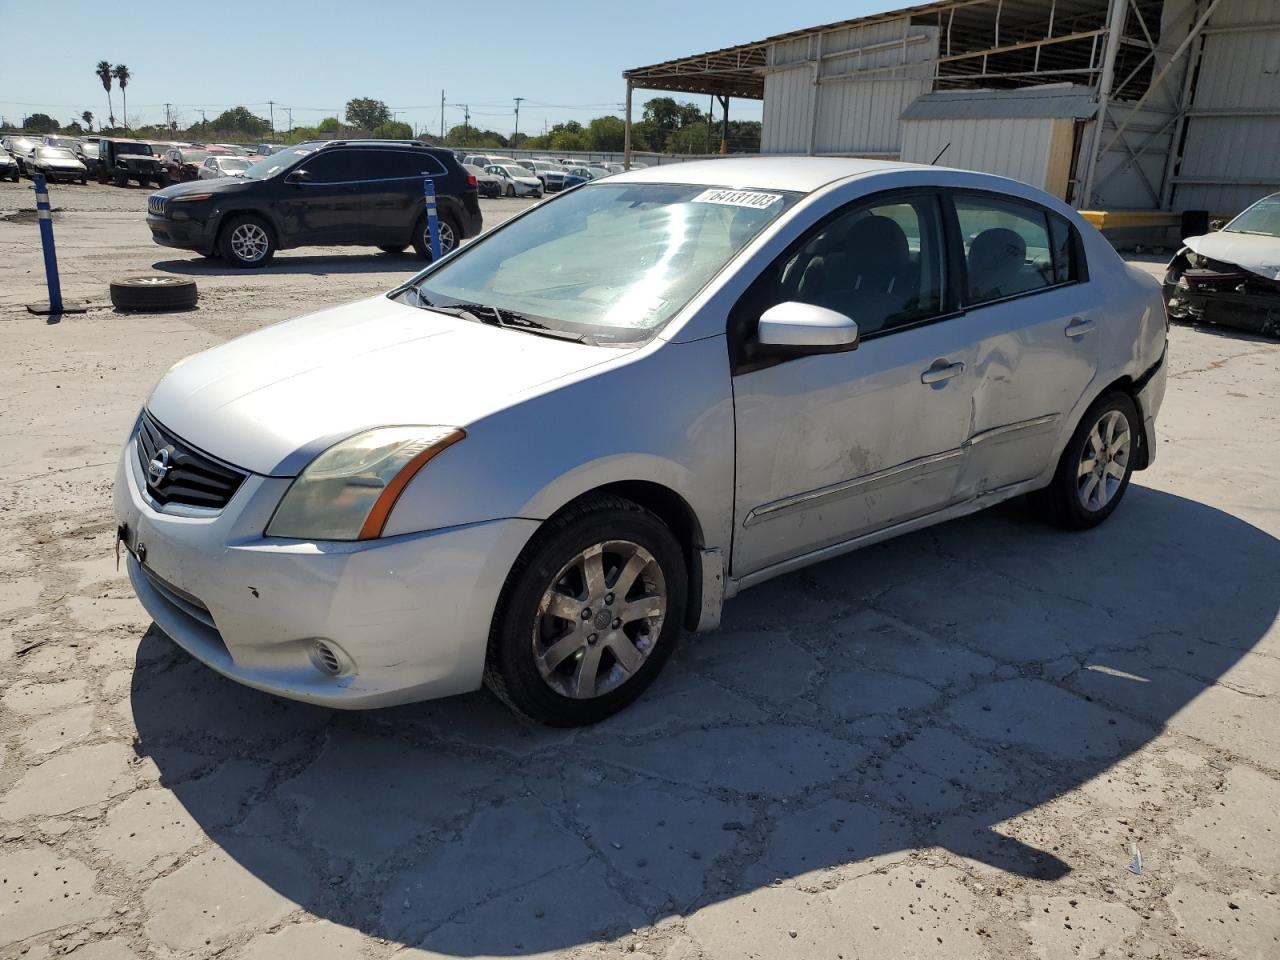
[109,276,198,312]
[1031,390,1140,530]
[484,494,688,726]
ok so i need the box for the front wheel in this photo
[377,244,406,254]
[1031,391,1139,530]
[218,214,276,268]
[505,183,515,197]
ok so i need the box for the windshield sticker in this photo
[691,189,782,209]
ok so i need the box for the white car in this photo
[114,158,1167,725]
[464,163,504,198]
[198,155,252,180]
[486,163,542,198]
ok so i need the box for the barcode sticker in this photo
[691,189,782,209]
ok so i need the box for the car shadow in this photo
[153,252,425,277]
[129,485,1277,955]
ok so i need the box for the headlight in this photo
[170,193,213,203]
[1184,250,1203,268]
[266,426,465,541]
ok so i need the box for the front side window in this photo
[953,194,1077,305]
[767,194,948,338]
[406,182,800,342]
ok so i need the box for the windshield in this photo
[220,157,251,171]
[117,143,154,156]
[240,145,314,180]
[406,182,799,342]
[38,147,75,159]
[80,142,99,157]
[181,150,210,163]
[1224,194,1280,237]
[499,166,526,178]
[46,137,75,148]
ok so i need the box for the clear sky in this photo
[0,0,892,136]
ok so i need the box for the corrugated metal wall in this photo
[761,17,938,156]
[1172,0,1280,213]
[900,117,1065,191]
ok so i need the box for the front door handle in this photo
[921,361,965,384]
[1065,317,1096,338]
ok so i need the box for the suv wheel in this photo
[219,215,276,268]
[411,213,460,261]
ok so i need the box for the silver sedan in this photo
[114,158,1167,725]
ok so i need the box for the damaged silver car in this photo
[1164,193,1280,337]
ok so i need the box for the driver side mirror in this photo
[756,301,859,354]
[285,169,310,185]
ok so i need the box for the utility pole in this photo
[463,104,470,141]
[164,102,172,132]
[286,107,293,135]
[440,89,445,140]
[268,100,275,139]
[201,109,207,136]
[513,96,524,147]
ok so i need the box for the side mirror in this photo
[756,301,859,354]
[285,169,310,185]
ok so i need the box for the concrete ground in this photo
[0,178,1277,960]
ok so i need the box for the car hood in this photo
[1184,230,1280,281]
[156,176,249,199]
[146,295,629,476]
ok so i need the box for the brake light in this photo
[466,174,477,187]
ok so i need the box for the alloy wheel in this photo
[229,222,269,263]
[1077,409,1131,511]
[532,540,667,699]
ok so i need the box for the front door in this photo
[273,149,363,245]
[731,191,975,578]
[948,192,1100,497]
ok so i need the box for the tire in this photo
[484,494,688,726]
[218,214,275,268]
[113,172,127,187]
[109,275,198,311]
[411,212,460,261]
[79,178,87,185]
[505,183,515,198]
[378,244,407,254]
[156,173,170,187]
[1031,391,1140,530]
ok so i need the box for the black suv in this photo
[145,140,482,267]
[99,139,166,187]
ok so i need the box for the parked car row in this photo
[458,153,627,193]
[0,134,269,188]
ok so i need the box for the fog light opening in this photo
[309,640,345,677]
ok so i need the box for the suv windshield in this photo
[406,182,799,342]
[38,147,75,159]
[240,145,315,180]
[117,143,154,156]
[1224,194,1280,237]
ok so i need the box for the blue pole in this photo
[33,174,63,313]
[423,177,442,261]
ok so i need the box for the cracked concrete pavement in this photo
[1,180,1278,959]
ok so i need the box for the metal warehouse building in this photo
[623,0,1280,218]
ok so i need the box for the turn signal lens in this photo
[266,427,465,541]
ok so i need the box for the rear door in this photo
[947,191,1098,497]
[354,149,445,244]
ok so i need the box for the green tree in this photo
[445,124,507,148]
[62,120,85,136]
[209,106,271,137]
[587,115,625,152]
[81,110,94,132]
[112,64,131,130]
[667,121,716,155]
[547,121,589,152]
[635,97,704,151]
[344,97,391,130]
[25,113,59,133]
[371,120,413,140]
[95,61,114,127]
[317,117,344,134]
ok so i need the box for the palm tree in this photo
[112,64,131,130]
[82,110,94,132]
[96,61,114,128]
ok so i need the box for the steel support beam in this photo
[1080,0,1131,205]
[623,80,633,170]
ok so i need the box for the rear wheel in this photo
[218,214,275,268]
[113,171,127,187]
[1031,391,1139,530]
[411,212,460,261]
[484,495,687,726]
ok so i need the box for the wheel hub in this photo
[1076,409,1131,512]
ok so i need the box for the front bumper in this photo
[146,212,216,253]
[114,437,538,708]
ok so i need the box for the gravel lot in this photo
[1,176,1278,960]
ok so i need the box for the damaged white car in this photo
[1164,193,1280,337]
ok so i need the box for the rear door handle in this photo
[1065,317,1095,338]
[921,361,965,384]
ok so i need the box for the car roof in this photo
[610,156,927,193]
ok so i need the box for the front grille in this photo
[136,412,247,509]
[148,195,167,216]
